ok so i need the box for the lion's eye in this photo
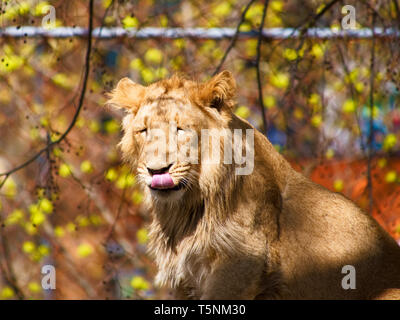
[138,128,147,136]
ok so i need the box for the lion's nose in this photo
[147,163,173,175]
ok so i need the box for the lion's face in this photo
[107,71,236,202]
[126,96,205,202]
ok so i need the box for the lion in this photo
[106,71,400,299]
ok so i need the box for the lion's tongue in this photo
[151,173,174,189]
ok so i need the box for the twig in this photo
[367,11,376,214]
[255,0,269,135]
[393,0,400,28]
[335,44,367,156]
[300,0,341,33]
[104,186,127,243]
[279,0,341,148]
[0,0,95,186]
[213,0,256,75]
[0,227,25,299]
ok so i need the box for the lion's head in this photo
[106,71,253,206]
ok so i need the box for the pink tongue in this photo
[151,173,175,189]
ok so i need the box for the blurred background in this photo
[0,0,399,299]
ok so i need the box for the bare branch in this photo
[0,0,95,185]
[367,11,377,214]
[255,0,269,135]
[213,0,256,75]
[0,228,25,299]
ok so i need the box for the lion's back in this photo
[277,173,400,299]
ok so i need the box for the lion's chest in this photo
[151,240,212,298]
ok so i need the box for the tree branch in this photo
[255,0,269,135]
[213,0,256,75]
[367,11,376,214]
[0,227,25,299]
[0,0,95,187]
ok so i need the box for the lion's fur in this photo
[107,71,400,299]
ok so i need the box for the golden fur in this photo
[107,71,400,299]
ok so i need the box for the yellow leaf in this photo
[294,108,303,120]
[77,243,93,258]
[311,114,322,128]
[89,120,100,133]
[105,168,118,181]
[385,171,397,183]
[5,209,24,226]
[383,134,397,151]
[271,0,283,11]
[245,3,264,22]
[89,214,103,226]
[22,241,36,254]
[141,68,154,84]
[102,0,112,9]
[270,73,289,89]
[238,22,252,32]
[130,276,149,290]
[28,282,41,293]
[122,16,139,29]
[54,226,65,237]
[235,106,250,119]
[144,48,163,64]
[25,223,38,235]
[325,148,335,159]
[333,179,344,192]
[18,2,31,15]
[39,198,53,214]
[0,287,14,299]
[132,191,144,205]
[130,58,144,71]
[80,160,94,173]
[104,119,120,134]
[4,178,17,198]
[311,44,324,59]
[160,15,168,27]
[137,228,148,244]
[59,163,72,178]
[173,39,186,49]
[245,39,257,57]
[212,2,231,17]
[263,95,276,109]
[33,1,50,16]
[355,82,364,92]
[52,73,73,89]
[308,93,320,106]
[377,158,387,168]
[30,210,45,226]
[66,222,76,233]
[38,244,50,256]
[76,216,90,227]
[116,173,136,189]
[283,48,297,61]
[342,99,356,113]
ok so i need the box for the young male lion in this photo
[107,71,400,299]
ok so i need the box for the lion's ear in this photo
[106,77,146,114]
[201,71,236,111]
